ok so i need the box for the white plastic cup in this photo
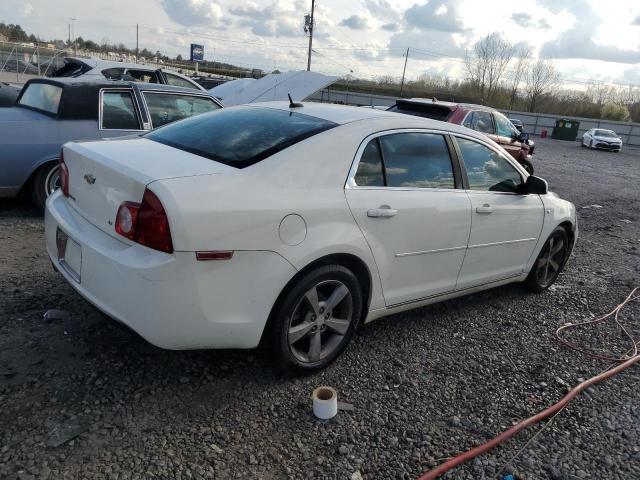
[312,386,338,420]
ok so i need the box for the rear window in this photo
[19,83,63,114]
[145,106,338,169]
[387,101,453,122]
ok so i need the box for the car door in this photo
[98,88,146,137]
[454,136,544,289]
[345,131,472,306]
[493,111,523,159]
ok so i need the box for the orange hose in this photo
[417,288,640,480]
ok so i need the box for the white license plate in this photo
[56,228,82,283]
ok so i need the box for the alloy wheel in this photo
[535,232,566,287]
[287,280,353,363]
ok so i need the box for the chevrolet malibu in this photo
[45,103,577,372]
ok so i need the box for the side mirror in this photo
[525,175,548,195]
[518,131,529,142]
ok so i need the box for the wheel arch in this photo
[557,220,575,268]
[18,155,59,196]
[259,252,373,346]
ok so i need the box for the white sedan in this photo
[45,103,577,372]
[582,128,622,152]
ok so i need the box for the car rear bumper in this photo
[45,191,297,350]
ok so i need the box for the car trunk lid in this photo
[62,137,234,238]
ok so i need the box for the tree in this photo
[600,104,631,122]
[523,58,560,112]
[506,46,531,109]
[464,33,515,103]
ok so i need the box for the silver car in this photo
[0,78,222,208]
[50,57,206,92]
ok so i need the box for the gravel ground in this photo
[1,138,639,480]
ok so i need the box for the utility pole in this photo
[68,24,71,46]
[136,24,139,62]
[71,18,77,55]
[400,47,409,97]
[305,0,315,71]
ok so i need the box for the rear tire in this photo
[31,162,60,210]
[269,265,362,373]
[524,227,569,293]
[520,158,534,175]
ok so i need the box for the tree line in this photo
[363,33,639,122]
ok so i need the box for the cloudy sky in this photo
[1,0,639,88]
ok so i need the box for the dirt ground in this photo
[1,138,639,480]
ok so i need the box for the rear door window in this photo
[471,111,494,134]
[379,133,455,189]
[145,106,337,168]
[101,90,141,130]
[18,83,62,114]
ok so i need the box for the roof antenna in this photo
[288,93,303,108]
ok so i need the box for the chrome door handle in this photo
[367,205,398,218]
[475,204,493,214]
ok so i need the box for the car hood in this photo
[209,70,338,106]
[0,106,52,122]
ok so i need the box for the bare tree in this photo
[464,33,515,103]
[377,74,396,86]
[506,45,532,109]
[523,58,560,112]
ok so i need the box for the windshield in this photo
[594,130,616,138]
[145,106,338,168]
[19,83,63,114]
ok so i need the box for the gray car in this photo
[0,78,223,209]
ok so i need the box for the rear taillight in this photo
[59,152,69,197]
[115,202,139,240]
[115,189,173,253]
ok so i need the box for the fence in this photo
[309,88,640,147]
[0,41,69,83]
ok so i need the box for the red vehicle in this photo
[388,98,535,174]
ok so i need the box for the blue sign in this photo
[190,44,204,62]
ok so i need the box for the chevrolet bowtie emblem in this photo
[84,174,96,184]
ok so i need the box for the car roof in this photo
[24,77,211,96]
[397,98,497,113]
[64,57,205,90]
[249,101,490,138]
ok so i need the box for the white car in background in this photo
[582,128,623,152]
[45,103,577,372]
[50,57,205,92]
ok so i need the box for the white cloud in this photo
[21,2,33,16]
[340,14,370,30]
[160,0,223,26]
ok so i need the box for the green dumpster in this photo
[552,118,580,141]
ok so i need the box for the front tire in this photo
[520,158,534,175]
[524,227,569,292]
[270,265,362,373]
[31,162,60,210]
